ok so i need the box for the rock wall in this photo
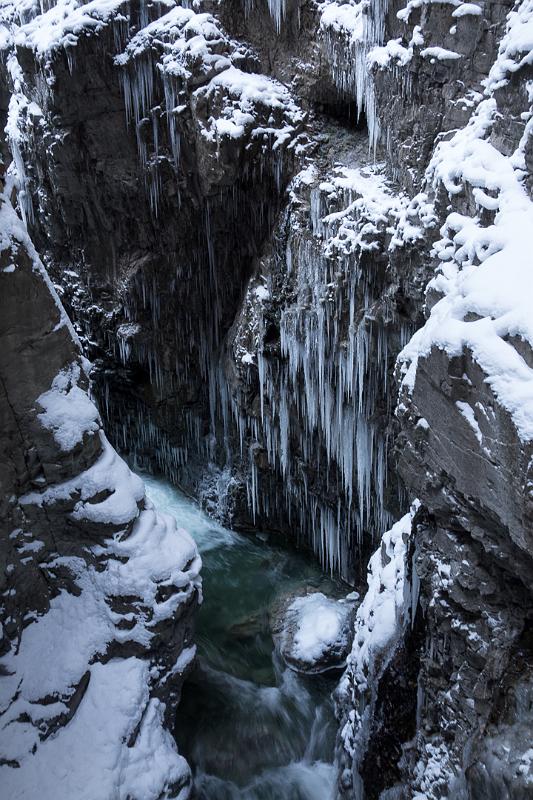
[1,0,304,495]
[336,0,533,795]
[0,170,201,797]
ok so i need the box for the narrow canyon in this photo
[0,0,532,798]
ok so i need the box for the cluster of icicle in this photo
[243,0,288,33]
[114,3,303,215]
[101,5,312,497]
[114,5,204,216]
[207,166,418,577]
[319,0,391,150]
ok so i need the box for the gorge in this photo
[1,0,532,798]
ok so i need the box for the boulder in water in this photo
[273,592,358,675]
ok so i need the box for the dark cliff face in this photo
[1,0,533,797]
[6,6,301,486]
[4,0,318,549]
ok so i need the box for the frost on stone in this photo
[396,0,463,25]
[0,180,78,340]
[368,26,424,68]
[197,65,304,152]
[364,0,483,120]
[419,45,462,60]
[485,0,533,92]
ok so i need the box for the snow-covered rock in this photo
[2,0,533,797]
[0,182,201,800]
[273,592,358,674]
[336,506,419,794]
[335,0,533,795]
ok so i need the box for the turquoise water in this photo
[143,473,346,800]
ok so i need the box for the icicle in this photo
[320,0,390,150]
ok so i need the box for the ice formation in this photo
[5,0,531,588]
[243,0,288,32]
[0,1,303,216]
[114,4,303,212]
[221,161,422,575]
[319,0,390,149]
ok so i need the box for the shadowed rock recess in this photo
[0,0,532,797]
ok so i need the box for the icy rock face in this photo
[335,0,533,795]
[0,181,201,799]
[2,1,533,795]
[0,0,314,520]
[0,0,431,580]
[336,507,420,798]
[272,591,358,674]
[222,136,429,577]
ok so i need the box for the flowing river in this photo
[143,473,348,800]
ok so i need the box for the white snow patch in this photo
[254,284,270,301]
[1,659,191,800]
[37,362,100,451]
[320,1,364,40]
[452,3,482,16]
[343,505,418,693]
[12,0,125,58]
[455,400,483,444]
[420,46,462,61]
[288,593,352,665]
[485,0,533,93]
[337,503,420,780]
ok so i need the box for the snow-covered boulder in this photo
[273,592,358,674]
